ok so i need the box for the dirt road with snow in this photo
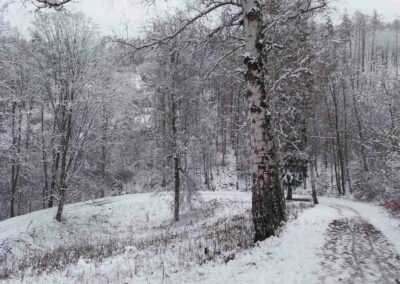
[168,197,400,284]
[319,202,400,283]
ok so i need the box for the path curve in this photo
[319,202,400,283]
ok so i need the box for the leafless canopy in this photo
[31,0,73,10]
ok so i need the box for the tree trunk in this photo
[323,84,342,195]
[10,102,17,218]
[160,90,167,188]
[203,151,210,190]
[49,118,60,208]
[308,116,319,204]
[100,106,108,198]
[351,86,368,172]
[171,94,180,222]
[41,106,49,209]
[286,181,292,200]
[55,102,73,222]
[10,101,22,218]
[396,20,399,78]
[361,18,366,73]
[242,0,284,242]
[310,160,319,204]
[330,81,346,195]
[342,81,352,193]
[332,141,342,195]
[336,108,346,195]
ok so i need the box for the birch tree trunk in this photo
[242,0,284,242]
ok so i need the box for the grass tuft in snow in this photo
[0,192,313,283]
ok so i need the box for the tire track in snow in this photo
[319,203,400,284]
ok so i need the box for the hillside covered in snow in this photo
[1,190,400,283]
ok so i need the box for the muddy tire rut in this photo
[319,204,400,283]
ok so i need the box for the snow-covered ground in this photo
[145,196,400,284]
[0,191,253,282]
[1,192,399,283]
[0,192,173,261]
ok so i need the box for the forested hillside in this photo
[0,0,399,283]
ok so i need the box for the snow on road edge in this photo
[320,197,400,253]
[150,203,339,284]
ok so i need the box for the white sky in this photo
[2,0,400,36]
[2,0,181,36]
[334,0,400,20]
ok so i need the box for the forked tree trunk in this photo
[242,0,285,242]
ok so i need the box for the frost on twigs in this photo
[33,0,72,10]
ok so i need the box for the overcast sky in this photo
[2,0,400,36]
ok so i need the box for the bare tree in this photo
[31,12,107,221]
[116,0,326,241]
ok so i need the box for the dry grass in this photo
[0,198,313,281]
[382,200,400,217]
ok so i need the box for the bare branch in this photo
[31,0,73,10]
[203,43,244,80]
[115,1,239,53]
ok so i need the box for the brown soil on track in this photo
[319,204,400,284]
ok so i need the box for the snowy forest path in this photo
[318,201,400,283]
